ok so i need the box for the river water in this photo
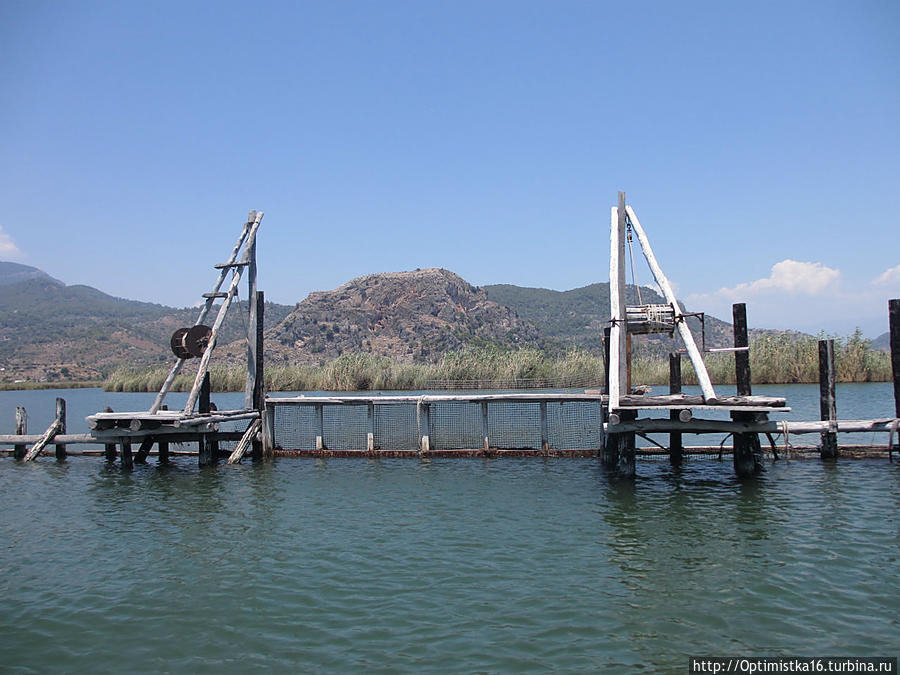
[1,385,898,672]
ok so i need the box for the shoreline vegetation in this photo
[97,331,892,393]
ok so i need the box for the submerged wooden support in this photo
[54,398,66,460]
[120,442,133,471]
[134,437,155,464]
[625,204,717,404]
[23,398,65,462]
[669,354,683,466]
[197,373,218,467]
[604,410,637,478]
[731,303,762,476]
[227,419,262,465]
[252,291,265,460]
[158,439,170,465]
[819,339,838,459]
[14,406,26,461]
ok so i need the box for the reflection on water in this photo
[1,456,897,672]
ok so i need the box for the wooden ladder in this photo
[149,210,264,414]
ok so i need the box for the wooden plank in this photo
[227,419,261,464]
[625,204,717,404]
[150,211,257,414]
[263,404,276,459]
[54,398,66,460]
[244,240,259,410]
[316,403,325,450]
[608,198,627,410]
[23,414,62,461]
[607,418,900,434]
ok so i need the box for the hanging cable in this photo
[626,220,644,306]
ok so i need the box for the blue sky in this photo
[1,0,898,337]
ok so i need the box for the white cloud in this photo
[0,226,23,259]
[711,259,840,299]
[873,264,900,287]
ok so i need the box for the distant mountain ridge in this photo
[0,261,63,287]
[2,262,784,384]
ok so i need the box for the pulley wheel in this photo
[170,327,192,359]
[185,325,213,358]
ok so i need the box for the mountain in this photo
[484,282,736,356]
[0,276,293,382]
[0,261,63,287]
[872,332,890,353]
[264,268,538,365]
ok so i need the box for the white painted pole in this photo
[608,195,628,410]
[625,205,718,404]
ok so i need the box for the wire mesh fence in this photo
[268,395,607,453]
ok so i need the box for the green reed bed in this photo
[104,331,891,393]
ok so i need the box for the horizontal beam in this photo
[606,417,900,435]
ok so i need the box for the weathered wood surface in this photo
[890,298,900,418]
[605,417,900,435]
[184,212,263,414]
[227,419,261,464]
[819,339,838,459]
[608,196,627,410]
[14,406,26,460]
[23,407,64,462]
[733,303,751,396]
[669,353,683,466]
[625,204,717,404]
[150,211,258,414]
[617,394,786,407]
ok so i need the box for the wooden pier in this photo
[3,201,900,475]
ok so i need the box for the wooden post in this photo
[669,353,683,466]
[158,439,170,465]
[731,303,762,476]
[733,303,751,396]
[102,406,117,461]
[134,437,155,463]
[608,195,628,410]
[819,339,839,459]
[315,403,325,450]
[625,205,718,404]
[245,240,259,411]
[54,398,66,460]
[198,372,217,467]
[890,299,900,419]
[263,404,276,459]
[421,403,431,452]
[14,406,26,461]
[120,442,133,471]
[367,402,375,452]
[481,401,489,451]
[604,410,637,478]
[540,401,549,452]
[252,290,265,460]
[625,332,632,395]
[602,326,611,394]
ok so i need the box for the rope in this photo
[626,223,644,306]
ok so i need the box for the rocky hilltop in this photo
[265,268,538,364]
